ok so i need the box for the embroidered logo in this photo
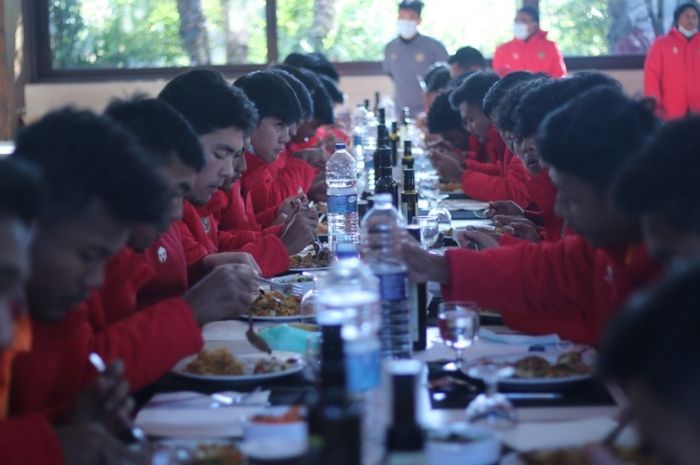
[157,246,167,263]
[201,216,211,234]
[538,50,545,59]
[672,46,679,54]
[604,265,614,285]
[415,52,426,63]
[513,52,520,60]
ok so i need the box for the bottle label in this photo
[408,284,419,342]
[345,342,381,393]
[327,194,358,214]
[378,272,409,302]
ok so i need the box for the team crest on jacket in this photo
[672,47,679,54]
[415,52,426,63]
[512,52,520,60]
[604,265,614,285]
[157,246,167,263]
[201,216,211,233]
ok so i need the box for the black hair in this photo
[447,46,486,70]
[270,68,314,121]
[449,71,500,110]
[158,69,259,137]
[482,71,536,119]
[599,261,700,429]
[493,78,549,132]
[614,116,700,234]
[518,6,540,23]
[673,2,700,27]
[319,74,344,105]
[0,158,43,226]
[427,68,451,94]
[398,0,423,15]
[538,87,658,191]
[105,96,205,171]
[513,72,622,139]
[233,71,303,126]
[13,108,171,225]
[283,52,340,82]
[427,90,463,134]
[273,64,334,125]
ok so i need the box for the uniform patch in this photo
[201,216,211,234]
[157,246,167,263]
[512,52,520,60]
[672,46,679,54]
[415,52,426,63]
[391,53,398,61]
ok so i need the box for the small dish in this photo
[426,423,500,465]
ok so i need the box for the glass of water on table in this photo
[437,301,479,370]
[415,215,439,249]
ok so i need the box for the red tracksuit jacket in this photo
[442,236,659,345]
[0,415,64,465]
[178,199,289,278]
[644,29,700,119]
[461,128,531,208]
[493,30,567,78]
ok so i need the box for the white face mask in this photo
[398,20,418,39]
[678,25,698,38]
[513,22,529,40]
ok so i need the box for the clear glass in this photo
[437,302,479,370]
[427,193,452,233]
[415,215,439,249]
[465,361,518,429]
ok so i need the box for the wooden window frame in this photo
[25,0,645,84]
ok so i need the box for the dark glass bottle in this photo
[375,147,399,208]
[390,122,400,167]
[402,141,414,170]
[384,361,425,465]
[372,108,389,194]
[373,92,381,115]
[308,325,362,465]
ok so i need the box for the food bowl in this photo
[243,406,308,445]
[426,423,500,465]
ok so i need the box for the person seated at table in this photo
[159,69,310,278]
[8,109,173,415]
[447,45,486,80]
[401,86,661,345]
[614,115,700,266]
[426,90,472,169]
[284,51,340,83]
[594,262,700,465]
[434,71,531,207]
[0,158,146,465]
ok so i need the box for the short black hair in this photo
[614,116,700,234]
[426,68,451,93]
[270,68,314,121]
[673,2,700,27]
[538,87,658,191]
[449,71,500,110]
[518,6,540,23]
[0,158,43,226]
[398,0,423,15]
[493,78,549,132]
[105,96,205,171]
[482,71,537,119]
[13,108,171,226]
[447,46,486,70]
[233,71,303,126]
[599,261,700,430]
[283,52,340,82]
[272,64,334,125]
[319,74,344,105]
[427,90,463,134]
[158,69,259,137]
[513,73,621,139]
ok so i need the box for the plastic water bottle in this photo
[327,143,360,253]
[360,193,411,359]
[316,255,385,465]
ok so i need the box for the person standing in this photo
[492,6,566,78]
[644,2,700,119]
[383,1,449,118]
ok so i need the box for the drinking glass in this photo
[428,193,452,232]
[464,361,518,428]
[437,302,479,370]
[415,215,439,249]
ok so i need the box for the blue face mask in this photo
[678,25,698,38]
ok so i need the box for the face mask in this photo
[513,22,529,40]
[398,20,418,39]
[678,25,697,38]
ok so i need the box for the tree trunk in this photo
[644,0,664,36]
[0,0,13,139]
[176,0,210,65]
[310,0,335,51]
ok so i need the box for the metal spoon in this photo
[246,314,272,354]
[88,352,149,446]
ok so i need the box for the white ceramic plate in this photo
[173,351,305,382]
[239,313,316,322]
[468,347,595,390]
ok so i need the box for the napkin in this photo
[258,324,319,353]
[479,328,561,346]
[144,390,270,409]
[441,199,490,211]
[135,390,270,438]
[499,417,618,451]
[202,320,250,342]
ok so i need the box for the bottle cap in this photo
[335,143,347,150]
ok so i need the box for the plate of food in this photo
[243,291,314,322]
[469,348,595,390]
[439,182,463,193]
[289,247,334,271]
[173,348,305,382]
[500,446,659,465]
[154,439,245,465]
